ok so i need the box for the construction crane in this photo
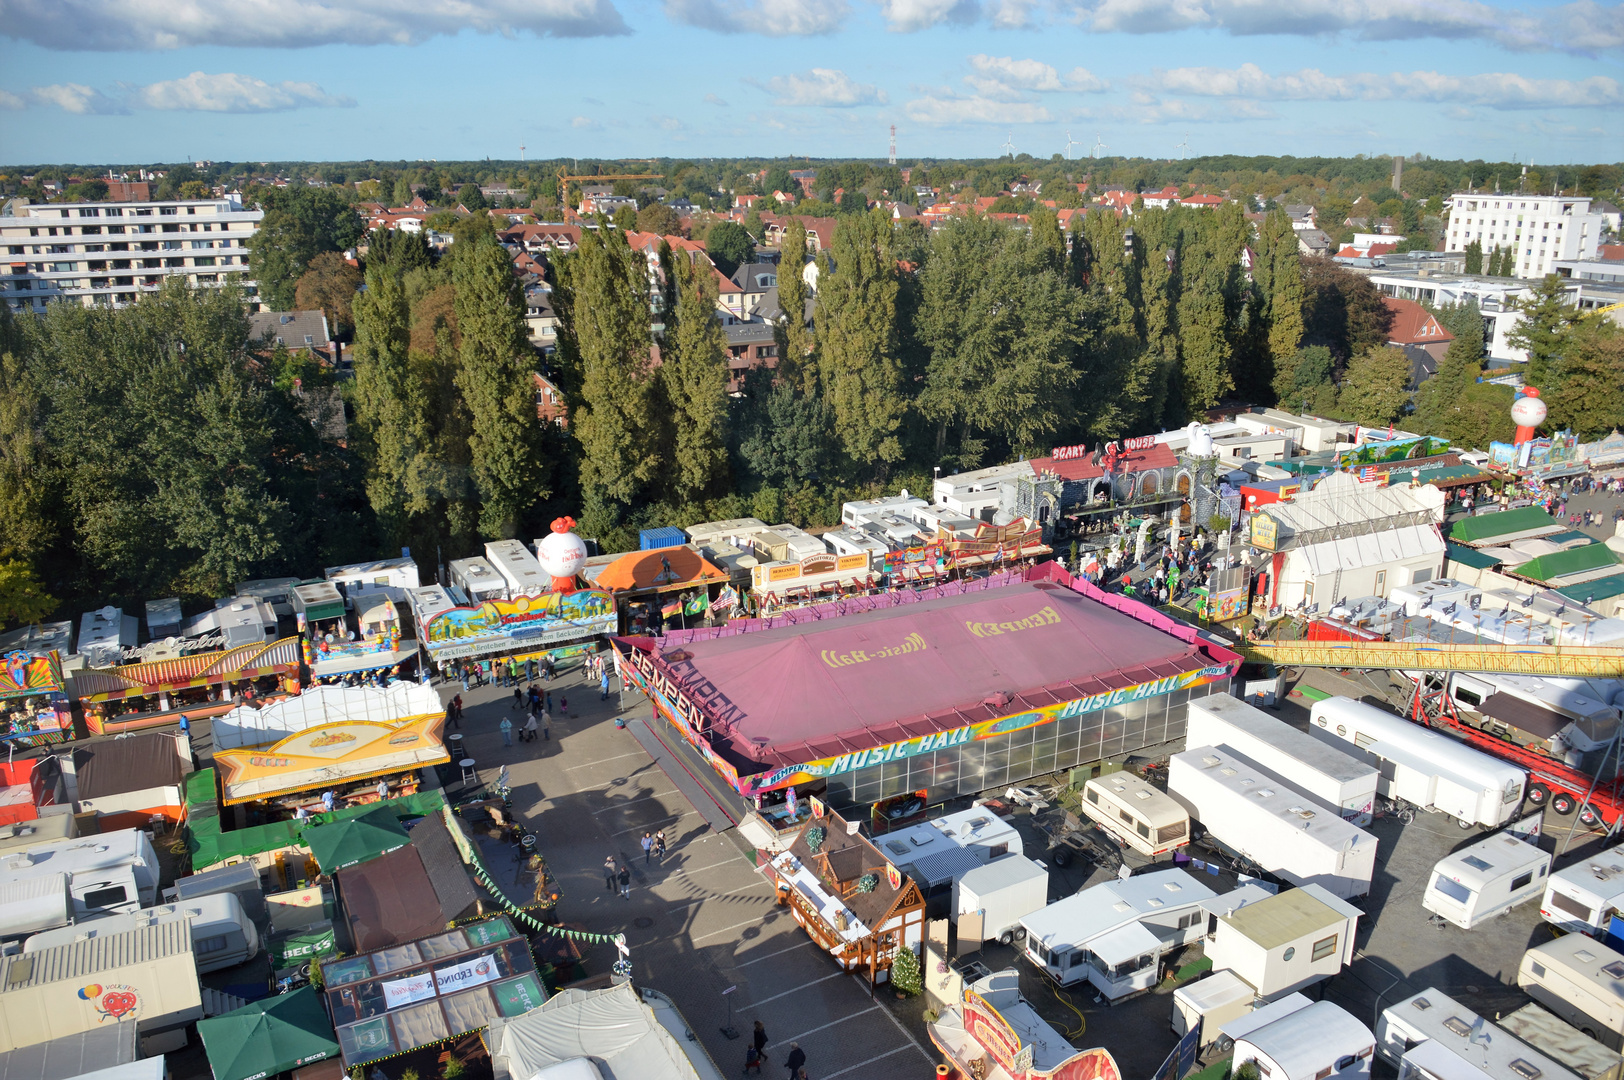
[556,169,664,212]
[1579,300,1623,321]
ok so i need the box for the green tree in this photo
[1252,208,1305,399]
[1463,239,1483,275]
[773,219,815,395]
[1271,345,1337,414]
[456,184,487,211]
[1508,274,1575,389]
[350,266,420,546]
[1546,320,1624,439]
[1413,303,1487,444]
[248,187,365,311]
[293,251,362,338]
[661,253,731,505]
[1336,346,1412,426]
[555,224,663,547]
[1176,204,1249,411]
[0,337,53,564]
[392,177,414,206]
[1027,206,1065,275]
[763,166,795,198]
[0,559,56,627]
[453,237,549,538]
[1301,256,1393,362]
[636,203,682,237]
[732,367,832,488]
[706,222,755,277]
[612,205,637,232]
[817,210,906,474]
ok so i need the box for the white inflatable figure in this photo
[538,516,589,593]
[1135,519,1152,566]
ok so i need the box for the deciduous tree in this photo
[661,254,731,504]
[1336,346,1412,426]
[817,210,906,474]
[293,252,362,338]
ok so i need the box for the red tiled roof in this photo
[1028,441,1178,481]
[1599,244,1624,262]
[1383,296,1454,345]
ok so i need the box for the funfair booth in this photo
[614,564,1240,810]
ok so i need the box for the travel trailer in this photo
[1168,746,1378,898]
[953,855,1049,946]
[1518,934,1624,1049]
[1077,771,1191,858]
[1422,833,1550,929]
[1172,970,1258,1047]
[1225,996,1376,1080]
[1308,697,1526,828]
[26,892,259,974]
[0,829,159,926]
[1187,693,1378,824]
[1202,883,1361,999]
[1541,854,1624,937]
[1378,988,1583,1080]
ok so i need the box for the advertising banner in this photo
[382,973,436,1009]
[435,954,499,994]
[419,590,615,662]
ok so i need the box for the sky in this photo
[0,0,1620,165]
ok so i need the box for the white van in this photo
[1422,833,1550,929]
[1518,934,1624,1049]
[1078,772,1190,858]
[1541,855,1624,937]
[1309,697,1526,828]
[25,892,258,974]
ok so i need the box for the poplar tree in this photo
[1080,209,1150,432]
[1175,207,1239,412]
[1028,206,1065,275]
[662,254,731,505]
[350,266,418,544]
[817,210,906,474]
[773,219,814,394]
[453,237,548,538]
[1253,208,1305,387]
[1463,239,1483,275]
[556,223,662,544]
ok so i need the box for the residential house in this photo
[533,373,567,428]
[106,181,152,203]
[1283,204,1317,230]
[789,169,817,192]
[1181,194,1225,209]
[500,223,581,254]
[1383,296,1455,387]
[730,262,778,316]
[722,322,779,390]
[1297,229,1333,256]
[248,310,332,361]
[522,291,559,351]
[761,214,835,253]
[1141,186,1183,210]
[735,193,764,211]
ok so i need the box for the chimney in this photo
[1392,156,1403,195]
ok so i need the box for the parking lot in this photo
[386,658,1613,1078]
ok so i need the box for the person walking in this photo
[445,701,459,730]
[641,831,653,865]
[452,694,463,726]
[617,863,631,899]
[322,789,336,814]
[783,1043,806,1079]
[654,830,667,861]
[600,668,611,701]
[744,1021,768,1076]
[560,694,569,719]
[499,717,513,747]
[523,712,538,743]
[604,856,617,892]
[461,664,470,692]
[512,684,523,709]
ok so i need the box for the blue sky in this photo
[0,0,1620,164]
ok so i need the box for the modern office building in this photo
[1445,192,1604,279]
[1,196,263,313]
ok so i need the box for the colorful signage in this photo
[618,640,1235,797]
[434,953,498,993]
[213,713,447,804]
[1249,514,1279,552]
[419,590,615,661]
[755,551,873,591]
[0,650,65,697]
[1338,435,1446,470]
[964,990,1024,1075]
[881,543,942,577]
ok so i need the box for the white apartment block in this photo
[1,196,263,314]
[1444,192,1603,279]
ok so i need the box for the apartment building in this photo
[1444,192,1604,279]
[1,196,263,313]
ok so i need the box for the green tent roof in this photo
[1448,506,1562,545]
[1554,574,1624,604]
[1445,542,1501,570]
[1513,543,1622,584]
[197,987,339,1080]
[301,805,410,874]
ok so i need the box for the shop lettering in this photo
[1123,435,1159,451]
[820,633,926,669]
[825,726,973,774]
[1050,444,1091,461]
[964,605,1060,638]
[1057,674,1183,717]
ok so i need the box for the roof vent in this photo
[1134,790,1154,801]
[1510,1061,1542,1080]
[1412,997,1432,1011]
[1201,755,1222,768]
[1113,901,1132,912]
[1443,1017,1473,1038]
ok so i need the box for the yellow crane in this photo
[556,170,663,213]
[1578,300,1623,321]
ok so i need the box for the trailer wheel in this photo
[1052,847,1072,868]
[1579,804,1602,827]
[1527,783,1551,808]
[999,930,1016,946]
[1456,817,1475,829]
[1552,792,1577,816]
[1015,927,1027,942]
[1582,1027,1600,1041]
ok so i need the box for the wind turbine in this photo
[1176,133,1190,161]
[1064,131,1082,161]
[1001,132,1017,159]
[1091,133,1108,159]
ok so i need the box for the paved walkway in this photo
[434,661,933,1078]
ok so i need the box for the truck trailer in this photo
[1169,746,1378,899]
[1187,693,1379,824]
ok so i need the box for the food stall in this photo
[410,585,616,674]
[305,596,416,683]
[588,546,729,633]
[322,916,546,1069]
[71,636,302,735]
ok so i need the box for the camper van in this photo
[953,856,1048,946]
[25,892,259,974]
[1168,746,1379,899]
[1187,693,1379,824]
[1225,996,1376,1080]
[1518,934,1624,1049]
[0,829,159,924]
[876,805,1022,913]
[1422,833,1550,929]
[1540,854,1624,938]
[1308,697,1526,828]
[1378,987,1584,1080]
[1078,772,1191,858]
[1430,671,1622,766]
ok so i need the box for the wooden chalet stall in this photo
[762,807,925,987]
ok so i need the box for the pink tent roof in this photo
[653,581,1203,768]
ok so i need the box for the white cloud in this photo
[1069,0,1622,56]
[1063,67,1107,92]
[1152,63,1623,109]
[962,56,1108,99]
[665,0,847,35]
[904,94,1052,125]
[986,0,1035,26]
[0,89,24,110]
[29,83,125,114]
[652,114,684,130]
[879,0,976,31]
[0,0,629,50]
[135,71,352,111]
[571,115,602,129]
[704,92,730,106]
[754,68,886,106]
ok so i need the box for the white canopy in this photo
[213,682,443,750]
[488,983,724,1080]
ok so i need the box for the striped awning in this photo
[72,636,303,702]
